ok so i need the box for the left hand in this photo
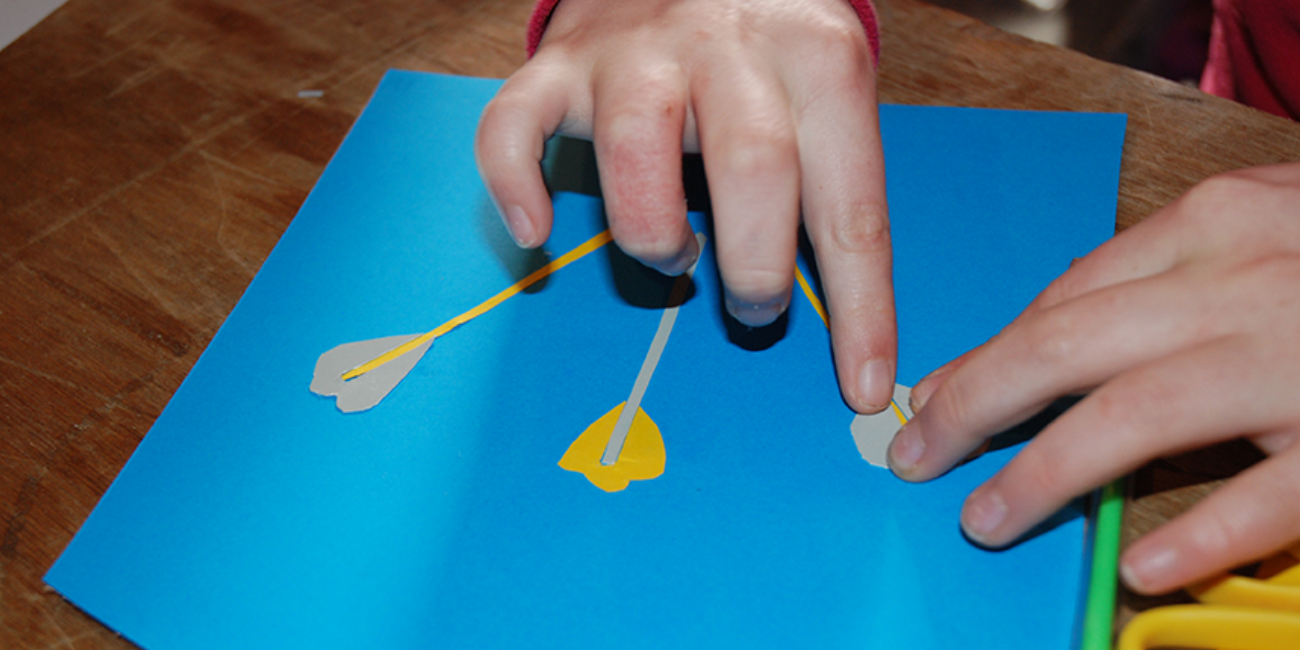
[886,163,1300,594]
[474,0,897,414]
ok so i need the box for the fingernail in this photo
[858,359,891,411]
[725,294,788,327]
[910,362,957,413]
[649,239,700,276]
[888,422,926,474]
[1121,545,1178,593]
[909,382,934,414]
[962,487,1009,543]
[504,205,536,247]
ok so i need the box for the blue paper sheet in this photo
[46,70,1126,649]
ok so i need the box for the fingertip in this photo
[960,485,1011,547]
[724,289,790,328]
[817,277,895,409]
[475,71,571,252]
[1120,543,1182,595]
[887,420,927,481]
[504,204,540,249]
[717,257,798,329]
[855,358,893,413]
[646,231,700,276]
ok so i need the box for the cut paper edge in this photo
[560,402,666,493]
[850,384,913,468]
[311,333,434,413]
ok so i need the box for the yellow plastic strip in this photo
[889,400,909,426]
[1118,605,1300,650]
[1270,560,1300,586]
[341,229,614,381]
[794,267,829,328]
[1189,569,1300,612]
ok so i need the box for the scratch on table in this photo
[199,152,263,276]
[105,65,164,100]
[39,604,93,650]
[0,353,84,393]
[87,222,183,320]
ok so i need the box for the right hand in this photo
[889,163,1300,595]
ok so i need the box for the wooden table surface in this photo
[2,0,1298,646]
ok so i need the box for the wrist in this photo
[525,0,880,64]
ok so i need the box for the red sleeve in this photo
[526,0,564,58]
[1200,0,1300,121]
[526,0,882,66]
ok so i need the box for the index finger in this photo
[794,63,895,413]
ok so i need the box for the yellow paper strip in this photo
[796,265,909,425]
[340,229,614,381]
[794,267,829,328]
[890,400,909,426]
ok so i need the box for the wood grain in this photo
[1,0,1296,646]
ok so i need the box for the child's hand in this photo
[888,163,1300,594]
[475,0,898,413]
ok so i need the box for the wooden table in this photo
[2,0,1297,645]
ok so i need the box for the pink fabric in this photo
[1201,0,1300,120]
[844,0,881,65]
[526,0,881,66]
[526,0,563,58]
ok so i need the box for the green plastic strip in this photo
[1081,478,1125,650]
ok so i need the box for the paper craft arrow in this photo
[558,234,706,492]
[310,230,613,413]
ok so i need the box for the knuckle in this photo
[476,96,514,145]
[814,22,872,70]
[595,70,687,168]
[1009,444,1061,500]
[1189,171,1256,201]
[1088,388,1128,426]
[609,76,686,132]
[1034,264,1089,309]
[717,120,797,179]
[475,107,526,178]
[1088,375,1179,447]
[829,209,890,254]
[1175,172,1262,225]
[1190,507,1237,559]
[629,65,687,103]
[927,376,980,441]
[600,64,684,114]
[1019,312,1084,365]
